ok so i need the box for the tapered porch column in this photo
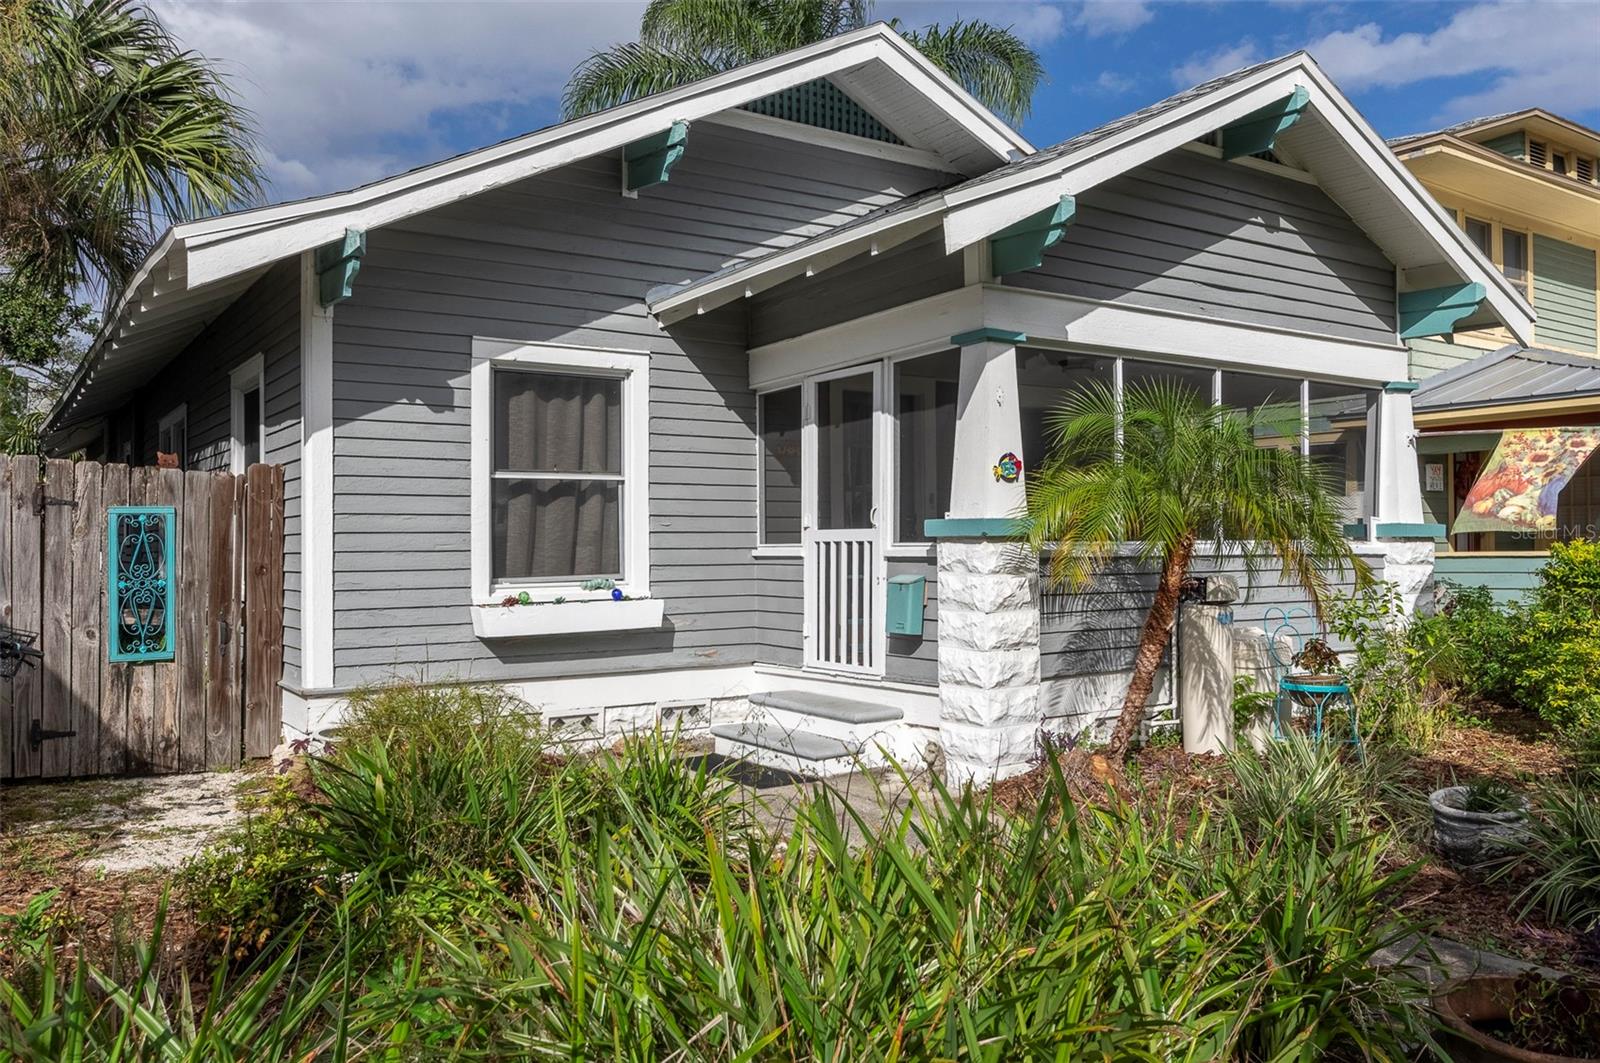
[1371,381,1440,616]
[926,330,1042,787]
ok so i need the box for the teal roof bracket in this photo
[988,195,1075,276]
[624,120,689,195]
[1220,86,1309,160]
[1398,282,1486,339]
[315,228,366,307]
[950,327,1027,347]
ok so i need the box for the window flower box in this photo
[471,597,665,638]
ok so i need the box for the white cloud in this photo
[152,0,647,200]
[1301,2,1599,122]
[1075,1,1153,38]
[1169,40,1263,88]
[1082,69,1139,95]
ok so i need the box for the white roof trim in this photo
[939,54,1534,345]
[48,23,1031,433]
[174,25,1026,289]
[658,52,1536,345]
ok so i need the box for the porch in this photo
[722,280,1419,784]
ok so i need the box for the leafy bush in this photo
[1327,584,1455,749]
[2,736,1438,1061]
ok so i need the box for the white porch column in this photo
[930,331,1042,788]
[1371,381,1438,616]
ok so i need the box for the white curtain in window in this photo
[495,373,622,580]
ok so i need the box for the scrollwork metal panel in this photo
[107,506,177,662]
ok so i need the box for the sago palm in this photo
[0,0,262,295]
[564,0,1043,125]
[1025,381,1371,758]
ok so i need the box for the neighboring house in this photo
[43,27,1531,784]
[1391,111,1600,600]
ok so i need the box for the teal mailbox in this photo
[886,574,926,637]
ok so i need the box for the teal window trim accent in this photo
[950,327,1027,347]
[924,517,1026,539]
[624,120,688,192]
[1375,522,1447,540]
[989,195,1075,276]
[1220,86,1309,160]
[315,228,366,307]
[107,506,177,663]
[1342,521,1370,539]
[1398,282,1486,339]
[1384,380,1420,393]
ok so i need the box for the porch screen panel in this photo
[894,350,958,543]
[1018,349,1114,469]
[1307,383,1377,522]
[1222,370,1300,448]
[1121,358,1217,407]
[759,388,803,545]
[492,369,623,581]
[817,373,875,530]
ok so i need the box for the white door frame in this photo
[801,361,888,676]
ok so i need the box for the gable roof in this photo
[1392,108,1600,152]
[48,23,1029,434]
[1415,345,1600,413]
[650,51,1537,349]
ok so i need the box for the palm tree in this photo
[1025,381,1371,758]
[563,0,1043,125]
[0,0,262,296]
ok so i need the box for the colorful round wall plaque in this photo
[993,452,1022,483]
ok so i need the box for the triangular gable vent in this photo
[742,79,903,144]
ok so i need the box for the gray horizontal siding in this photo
[329,122,952,688]
[124,260,303,687]
[749,229,963,347]
[755,556,802,667]
[1040,549,1384,681]
[1010,151,1397,345]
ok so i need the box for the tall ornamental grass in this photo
[1,683,1437,1061]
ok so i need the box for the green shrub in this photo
[178,780,328,962]
[1224,733,1415,851]
[1327,584,1454,749]
[1435,583,1521,701]
[1505,774,1600,931]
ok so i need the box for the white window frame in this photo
[470,337,650,604]
[754,384,804,556]
[229,352,266,474]
[156,403,187,467]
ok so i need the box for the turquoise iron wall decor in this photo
[107,506,177,662]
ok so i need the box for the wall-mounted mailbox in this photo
[886,574,926,637]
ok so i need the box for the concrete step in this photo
[711,722,864,777]
[749,690,903,726]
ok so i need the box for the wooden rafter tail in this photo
[315,227,366,307]
[989,195,1076,276]
[1219,85,1310,159]
[623,120,689,194]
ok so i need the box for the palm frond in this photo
[898,19,1044,125]
[562,42,726,119]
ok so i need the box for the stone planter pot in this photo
[1434,975,1600,1062]
[1430,786,1530,868]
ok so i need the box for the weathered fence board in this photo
[0,457,283,780]
[11,455,44,779]
[244,463,285,759]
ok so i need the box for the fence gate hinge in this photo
[28,719,77,751]
[34,484,78,516]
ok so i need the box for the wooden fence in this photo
[0,457,283,781]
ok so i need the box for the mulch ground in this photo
[993,703,1600,975]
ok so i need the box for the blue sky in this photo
[151,1,1599,202]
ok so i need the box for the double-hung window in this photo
[471,339,649,607]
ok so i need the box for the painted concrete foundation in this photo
[936,538,1043,786]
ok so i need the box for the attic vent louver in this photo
[742,79,903,144]
[1577,157,1595,183]
[1528,139,1548,167]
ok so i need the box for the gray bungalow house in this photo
[45,26,1532,784]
